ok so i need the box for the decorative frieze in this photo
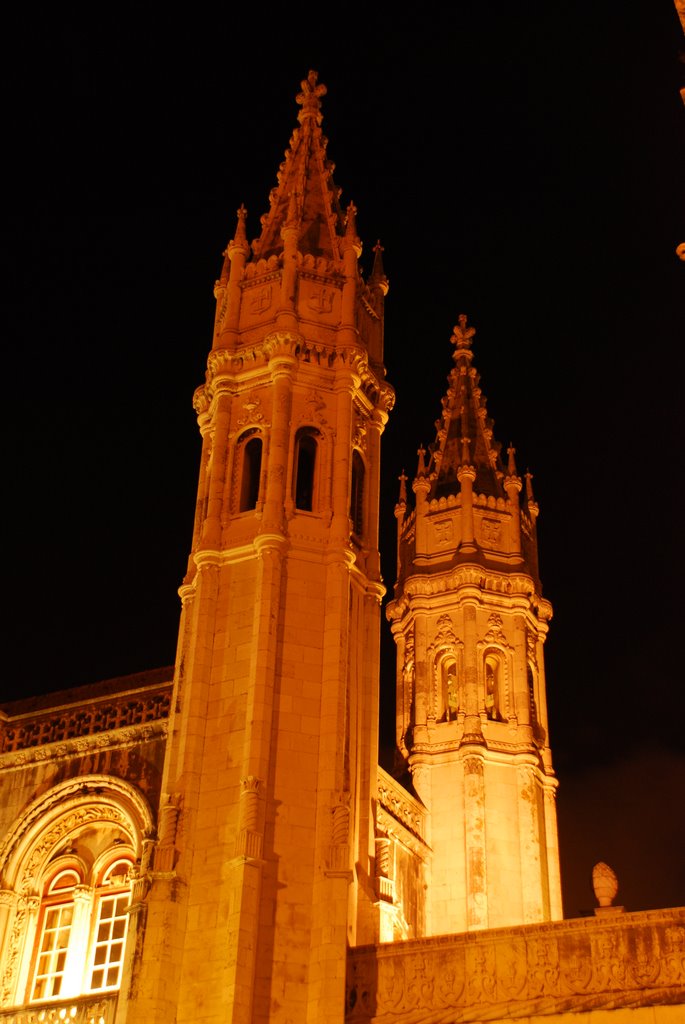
[0,690,170,756]
[0,994,117,1023]
[346,908,685,1022]
[377,768,426,843]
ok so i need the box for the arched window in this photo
[30,869,80,1002]
[484,654,504,721]
[436,654,459,722]
[27,852,133,1003]
[88,859,132,993]
[294,429,318,512]
[238,430,262,512]
[350,451,365,536]
[0,775,152,1012]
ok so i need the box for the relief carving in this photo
[249,285,273,314]
[0,692,171,754]
[346,912,685,1022]
[434,519,453,545]
[481,518,501,546]
[484,613,506,645]
[307,285,334,314]
[236,392,265,428]
[327,793,351,875]
[236,776,263,860]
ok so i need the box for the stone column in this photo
[201,389,232,548]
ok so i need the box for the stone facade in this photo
[0,71,682,1024]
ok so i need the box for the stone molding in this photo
[0,686,170,766]
[376,768,426,844]
[346,908,685,1022]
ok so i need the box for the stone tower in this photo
[386,316,563,935]
[126,72,393,1024]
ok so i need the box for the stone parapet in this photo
[0,993,117,1024]
[0,679,171,761]
[346,907,685,1022]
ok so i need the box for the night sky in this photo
[3,7,684,918]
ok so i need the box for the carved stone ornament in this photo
[434,519,453,545]
[346,909,685,1022]
[0,775,154,890]
[300,389,328,427]
[236,391,265,428]
[592,861,619,907]
[484,613,506,644]
[326,793,351,875]
[434,614,457,646]
[481,518,501,546]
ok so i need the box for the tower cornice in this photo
[387,566,552,623]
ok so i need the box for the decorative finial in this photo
[398,470,407,504]
[297,70,327,125]
[233,204,248,247]
[507,444,518,476]
[416,446,427,476]
[451,314,476,352]
[369,240,389,296]
[345,201,358,240]
[592,862,619,908]
[524,470,535,502]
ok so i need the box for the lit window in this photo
[31,871,77,1002]
[28,855,132,1004]
[89,895,128,991]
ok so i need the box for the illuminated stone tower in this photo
[127,72,393,1024]
[386,316,562,935]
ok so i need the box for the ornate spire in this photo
[426,316,507,502]
[251,71,347,263]
[397,470,407,505]
[369,240,389,295]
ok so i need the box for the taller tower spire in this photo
[387,317,562,935]
[127,73,394,1024]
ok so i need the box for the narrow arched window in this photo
[294,430,318,511]
[485,655,503,721]
[441,656,459,722]
[88,859,132,993]
[30,870,80,1002]
[350,451,365,536]
[238,431,262,512]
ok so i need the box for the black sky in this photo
[2,7,684,917]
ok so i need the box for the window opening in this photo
[89,893,129,991]
[295,432,317,511]
[350,451,365,535]
[485,656,503,721]
[239,433,262,512]
[31,903,74,1001]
